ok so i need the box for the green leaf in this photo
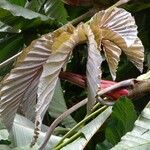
[0,33,23,62]
[25,0,44,12]
[27,0,68,24]
[111,100,150,150]
[9,0,27,6]
[0,0,54,30]
[44,0,68,24]
[106,97,137,145]
[49,80,77,128]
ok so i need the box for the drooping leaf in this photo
[111,100,150,150]
[0,25,74,129]
[60,107,112,150]
[106,97,137,145]
[26,0,68,24]
[34,24,87,142]
[84,24,103,112]
[0,0,55,30]
[90,7,144,79]
[48,80,77,128]
[90,7,137,48]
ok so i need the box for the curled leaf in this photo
[32,24,88,145]
[90,7,144,79]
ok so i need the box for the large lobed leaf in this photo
[89,7,144,80]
